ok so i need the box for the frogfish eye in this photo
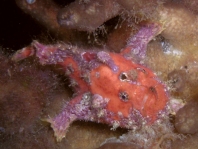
[119,91,129,102]
[119,72,128,81]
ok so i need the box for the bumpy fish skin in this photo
[12,23,168,141]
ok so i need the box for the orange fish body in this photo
[90,53,168,123]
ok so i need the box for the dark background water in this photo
[0,0,43,51]
[0,0,74,53]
